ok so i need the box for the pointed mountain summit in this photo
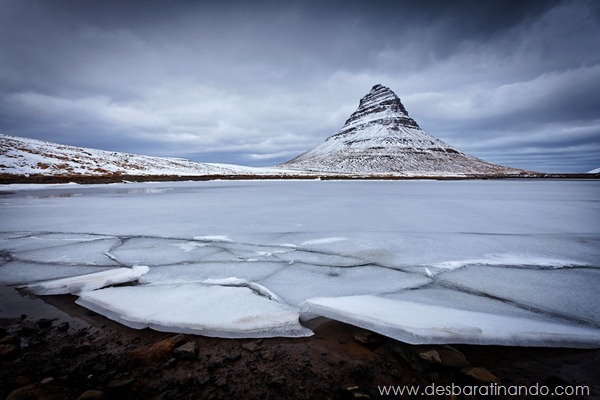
[280,84,522,176]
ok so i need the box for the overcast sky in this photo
[1,0,599,172]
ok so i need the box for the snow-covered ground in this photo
[0,133,298,177]
[1,180,599,346]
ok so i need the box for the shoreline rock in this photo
[1,315,598,399]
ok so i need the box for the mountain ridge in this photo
[2,130,587,184]
[0,133,279,178]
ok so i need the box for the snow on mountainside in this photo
[1,85,536,180]
[0,133,281,177]
[279,84,525,176]
[588,167,600,174]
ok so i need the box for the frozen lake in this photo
[1,179,599,346]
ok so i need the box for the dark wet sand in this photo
[1,285,599,399]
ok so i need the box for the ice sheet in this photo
[259,264,430,307]
[2,180,599,345]
[12,237,120,266]
[302,295,600,348]
[437,266,600,326]
[382,286,546,318]
[139,262,283,285]
[76,283,312,338]
[108,237,226,265]
[272,249,368,267]
[0,261,114,285]
[0,233,115,252]
[23,265,149,295]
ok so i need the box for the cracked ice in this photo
[1,180,599,346]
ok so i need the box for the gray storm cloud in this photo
[1,0,598,172]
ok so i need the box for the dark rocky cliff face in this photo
[339,84,420,131]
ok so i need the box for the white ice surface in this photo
[193,235,233,242]
[13,238,120,266]
[259,263,430,307]
[1,180,599,346]
[0,261,114,285]
[76,283,312,338]
[382,286,543,318]
[431,254,592,271]
[23,265,149,295]
[109,238,226,265]
[437,266,600,326]
[0,233,115,252]
[302,296,600,348]
[139,262,283,285]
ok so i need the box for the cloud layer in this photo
[1,0,599,172]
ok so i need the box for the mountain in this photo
[588,167,600,174]
[0,133,278,178]
[279,84,525,176]
[1,85,533,182]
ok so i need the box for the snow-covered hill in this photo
[279,84,526,176]
[0,133,283,177]
[588,167,600,174]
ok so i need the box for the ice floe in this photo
[301,296,600,348]
[76,283,312,338]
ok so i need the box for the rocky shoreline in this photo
[1,289,599,399]
[2,172,598,185]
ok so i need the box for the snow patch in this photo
[172,241,208,252]
[193,235,233,243]
[432,254,590,270]
[300,237,347,246]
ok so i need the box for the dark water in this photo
[0,284,90,329]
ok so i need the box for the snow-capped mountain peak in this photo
[280,84,523,176]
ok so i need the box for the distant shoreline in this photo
[1,173,598,185]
